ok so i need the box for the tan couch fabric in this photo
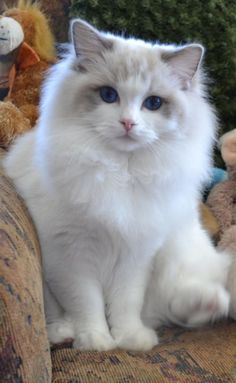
[1,150,236,383]
[51,321,236,382]
[0,152,51,383]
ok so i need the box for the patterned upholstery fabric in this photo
[1,148,236,382]
[51,322,236,382]
[0,149,51,383]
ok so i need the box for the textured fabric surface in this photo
[0,150,51,383]
[1,149,236,383]
[51,321,236,383]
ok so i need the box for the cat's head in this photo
[47,20,205,154]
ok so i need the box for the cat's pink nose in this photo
[120,118,135,132]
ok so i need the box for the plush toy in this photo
[199,166,227,243]
[206,129,236,319]
[0,0,56,148]
[199,202,220,243]
[204,167,228,195]
[0,16,24,100]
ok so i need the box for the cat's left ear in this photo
[71,19,112,61]
[162,44,204,87]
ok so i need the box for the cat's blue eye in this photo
[143,96,162,111]
[99,86,119,103]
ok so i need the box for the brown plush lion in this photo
[0,0,56,148]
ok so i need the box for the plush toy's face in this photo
[0,16,24,56]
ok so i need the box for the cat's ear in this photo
[162,44,204,87]
[71,19,112,61]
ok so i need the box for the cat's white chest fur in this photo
[73,153,168,245]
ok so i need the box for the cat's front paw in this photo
[112,325,158,351]
[169,281,230,327]
[47,319,75,344]
[73,330,116,351]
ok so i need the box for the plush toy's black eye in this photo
[143,96,162,111]
[99,86,118,103]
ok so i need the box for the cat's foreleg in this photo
[107,258,158,351]
[143,220,230,328]
[44,280,75,344]
[45,255,116,351]
[70,277,116,351]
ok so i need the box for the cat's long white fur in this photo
[4,19,230,351]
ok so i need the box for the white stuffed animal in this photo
[0,16,24,100]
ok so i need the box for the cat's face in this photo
[72,47,181,153]
[63,20,203,153]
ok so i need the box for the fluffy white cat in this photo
[4,19,230,351]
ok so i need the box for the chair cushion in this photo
[51,320,236,382]
[0,150,51,383]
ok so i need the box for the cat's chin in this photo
[110,135,146,152]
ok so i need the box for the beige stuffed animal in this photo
[207,129,236,319]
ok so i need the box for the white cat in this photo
[4,19,230,351]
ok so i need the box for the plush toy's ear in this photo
[16,42,40,70]
[71,19,113,61]
[162,44,204,88]
[221,130,236,166]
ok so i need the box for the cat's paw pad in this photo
[47,320,75,344]
[112,325,158,351]
[169,282,230,327]
[73,330,116,351]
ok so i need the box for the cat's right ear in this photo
[161,44,204,89]
[71,19,112,61]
